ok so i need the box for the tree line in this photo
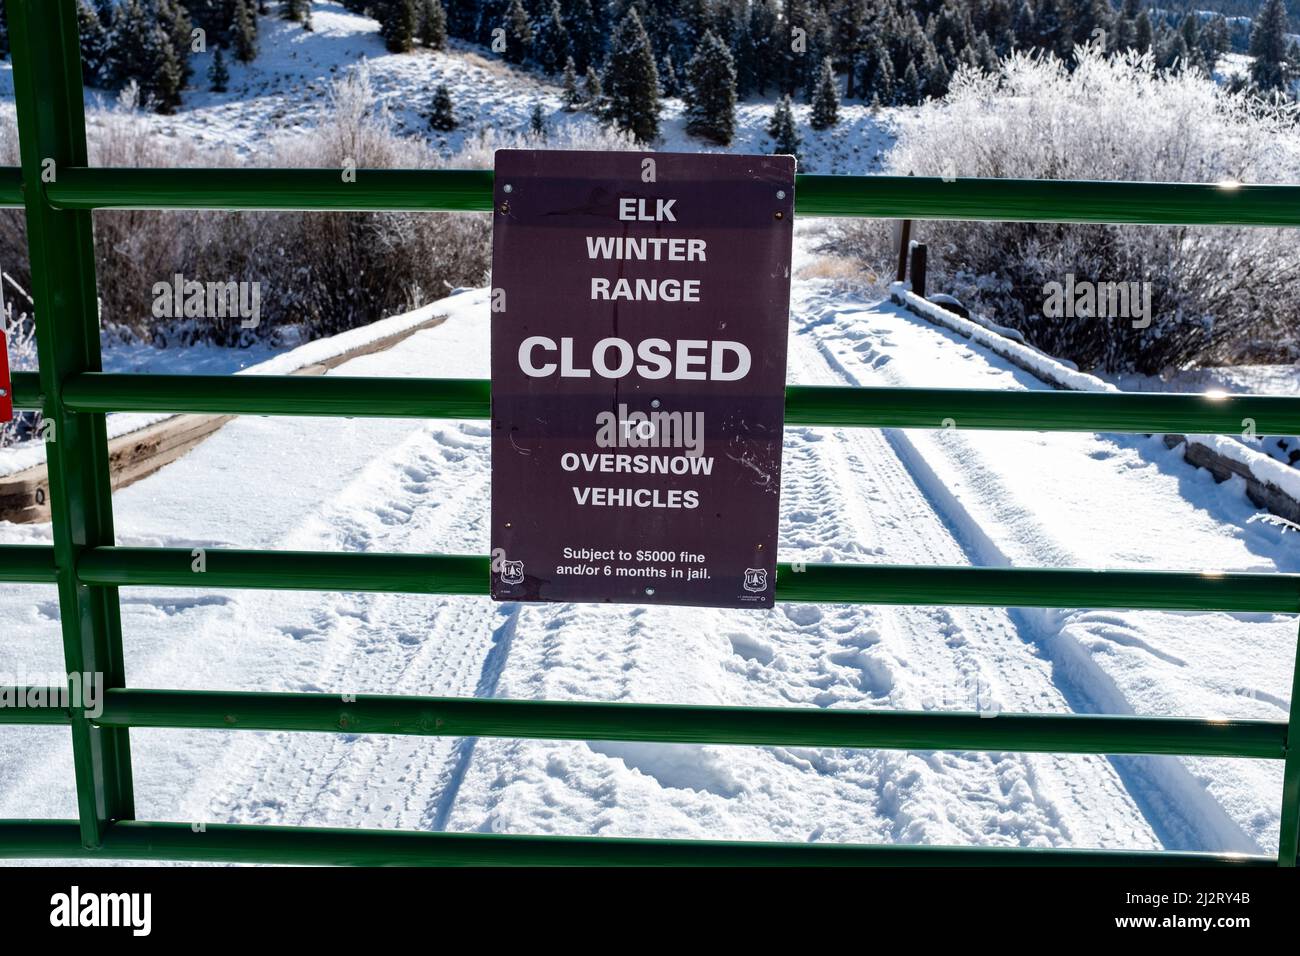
[0,1,1294,128]
[421,0,1298,146]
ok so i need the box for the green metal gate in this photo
[0,0,1298,866]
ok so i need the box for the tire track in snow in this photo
[172,420,515,832]
[430,301,1157,850]
[793,283,1265,854]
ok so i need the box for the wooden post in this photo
[894,219,912,283]
[909,241,928,298]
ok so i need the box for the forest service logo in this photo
[500,560,525,585]
[742,568,768,593]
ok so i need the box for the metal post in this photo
[7,0,134,846]
[1278,621,1300,866]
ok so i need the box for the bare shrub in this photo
[830,47,1300,373]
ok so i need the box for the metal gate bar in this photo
[1,0,1297,867]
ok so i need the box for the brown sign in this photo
[490,149,795,609]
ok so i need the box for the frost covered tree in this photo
[684,31,737,145]
[602,7,659,144]
[209,45,230,92]
[419,0,447,50]
[529,101,548,137]
[768,94,801,159]
[847,47,1300,371]
[810,56,839,128]
[1250,0,1292,93]
[282,0,309,22]
[428,82,457,130]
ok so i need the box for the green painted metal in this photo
[0,545,59,583]
[84,688,1286,759]
[5,0,135,847]
[15,165,1300,226]
[7,372,1296,437]
[0,167,23,207]
[0,819,1273,867]
[8,371,42,409]
[72,547,1300,612]
[0,692,74,725]
[0,2,1297,867]
[1279,622,1300,867]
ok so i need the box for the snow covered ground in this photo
[1,226,1295,862]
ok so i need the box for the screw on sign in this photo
[0,329,11,423]
[490,150,796,609]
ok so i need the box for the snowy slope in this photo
[2,233,1294,861]
[0,1,898,174]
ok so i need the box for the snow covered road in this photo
[1,256,1295,860]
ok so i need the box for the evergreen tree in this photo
[503,0,532,65]
[158,0,195,85]
[562,56,582,110]
[530,101,547,137]
[583,64,603,111]
[1012,2,1036,49]
[1134,9,1152,53]
[209,45,230,91]
[562,0,600,72]
[602,7,660,143]
[810,56,839,129]
[419,0,447,50]
[740,0,778,96]
[684,30,737,145]
[282,0,309,22]
[899,59,922,104]
[926,47,952,97]
[78,0,111,86]
[232,0,259,63]
[660,54,680,98]
[533,0,570,73]
[152,30,186,114]
[1250,0,1291,93]
[378,0,419,53]
[767,94,801,159]
[429,82,457,130]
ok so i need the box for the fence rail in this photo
[1,0,1298,868]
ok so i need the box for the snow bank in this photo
[893,284,1300,514]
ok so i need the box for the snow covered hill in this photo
[0,1,896,174]
[1,226,1295,861]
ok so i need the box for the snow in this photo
[0,296,456,479]
[898,286,1300,507]
[1,232,1295,861]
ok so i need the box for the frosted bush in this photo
[833,47,1300,372]
[0,66,495,348]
